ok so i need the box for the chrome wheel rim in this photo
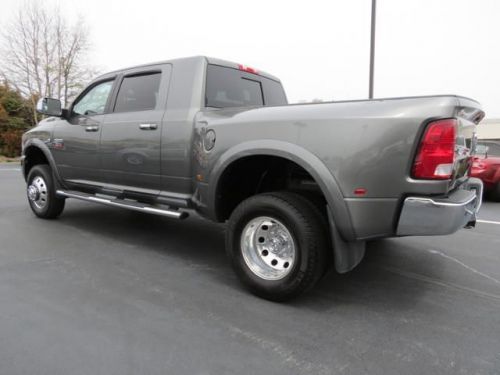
[28,176,48,209]
[240,216,296,280]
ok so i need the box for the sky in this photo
[1,0,499,118]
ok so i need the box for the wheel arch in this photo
[208,140,355,241]
[22,139,63,186]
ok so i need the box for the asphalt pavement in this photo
[1,163,499,375]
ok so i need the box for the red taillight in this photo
[238,64,258,74]
[412,119,457,180]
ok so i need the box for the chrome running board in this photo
[56,190,188,219]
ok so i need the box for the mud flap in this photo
[327,210,366,273]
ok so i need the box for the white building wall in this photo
[476,119,500,140]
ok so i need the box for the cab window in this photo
[205,64,287,108]
[114,73,161,113]
[73,80,114,116]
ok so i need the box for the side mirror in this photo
[36,97,62,117]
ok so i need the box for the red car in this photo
[471,145,500,200]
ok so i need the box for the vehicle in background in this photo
[471,145,500,201]
[478,140,500,157]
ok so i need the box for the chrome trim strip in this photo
[404,194,476,208]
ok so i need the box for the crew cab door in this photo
[99,64,171,195]
[51,78,115,184]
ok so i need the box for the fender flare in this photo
[208,140,356,242]
[22,139,65,187]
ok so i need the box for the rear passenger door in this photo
[99,64,172,195]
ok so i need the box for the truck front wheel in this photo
[226,192,328,301]
[26,164,65,219]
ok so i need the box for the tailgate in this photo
[451,97,485,189]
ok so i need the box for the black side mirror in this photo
[36,97,62,117]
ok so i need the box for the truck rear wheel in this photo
[226,192,328,301]
[26,164,65,219]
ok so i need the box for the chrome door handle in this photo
[85,125,99,132]
[139,123,158,130]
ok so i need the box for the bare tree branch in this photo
[0,0,95,124]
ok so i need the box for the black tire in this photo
[490,183,500,202]
[26,164,65,219]
[226,191,329,301]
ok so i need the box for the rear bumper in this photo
[396,177,483,236]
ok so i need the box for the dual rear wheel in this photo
[226,192,329,301]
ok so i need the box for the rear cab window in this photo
[205,64,287,108]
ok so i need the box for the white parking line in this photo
[0,168,21,171]
[477,219,500,226]
[427,249,500,285]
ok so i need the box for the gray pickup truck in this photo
[22,56,484,301]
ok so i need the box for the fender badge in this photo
[51,139,65,150]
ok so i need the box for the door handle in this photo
[85,125,99,132]
[139,123,158,130]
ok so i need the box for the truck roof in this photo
[94,56,281,83]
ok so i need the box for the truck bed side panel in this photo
[195,95,481,240]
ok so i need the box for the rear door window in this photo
[114,72,161,113]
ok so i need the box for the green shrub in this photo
[0,83,31,158]
[0,129,23,157]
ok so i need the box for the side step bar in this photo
[56,190,188,219]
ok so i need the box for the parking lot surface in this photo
[1,163,499,375]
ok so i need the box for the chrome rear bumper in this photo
[396,177,483,236]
